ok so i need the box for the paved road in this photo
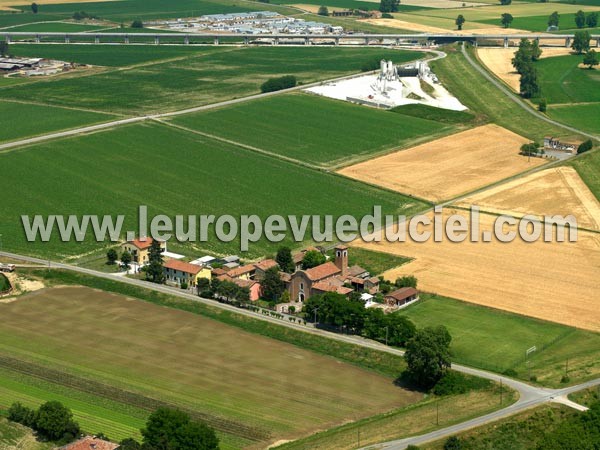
[2,250,598,450]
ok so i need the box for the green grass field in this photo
[0,21,108,32]
[8,43,211,66]
[0,285,420,448]
[569,147,600,199]
[548,103,600,135]
[0,100,115,143]
[0,13,63,29]
[0,121,427,259]
[478,13,588,31]
[11,0,296,21]
[0,47,423,115]
[399,294,600,386]
[345,247,411,276]
[431,45,580,142]
[271,0,424,12]
[170,93,452,168]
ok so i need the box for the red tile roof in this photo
[254,259,278,271]
[60,436,119,450]
[304,262,341,281]
[385,287,418,302]
[127,237,155,250]
[164,259,203,275]
[226,264,256,278]
[312,280,353,295]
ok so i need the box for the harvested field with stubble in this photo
[338,124,541,202]
[0,286,420,448]
[477,47,576,92]
[353,209,600,331]
[457,167,600,231]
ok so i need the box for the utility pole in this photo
[436,401,439,425]
[565,358,569,377]
[500,379,503,405]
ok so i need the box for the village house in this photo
[253,258,278,280]
[121,237,165,265]
[216,274,262,301]
[384,287,420,309]
[543,136,580,154]
[164,259,211,288]
[58,436,119,450]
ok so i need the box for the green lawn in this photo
[0,21,108,32]
[399,294,600,386]
[0,121,427,260]
[345,247,411,276]
[0,100,115,143]
[431,45,580,142]
[270,0,425,11]
[0,47,423,115]
[0,13,63,29]
[8,43,212,66]
[11,0,296,21]
[569,146,600,199]
[478,13,589,31]
[548,102,600,135]
[170,93,451,168]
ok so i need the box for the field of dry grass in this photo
[457,167,600,232]
[338,124,541,202]
[0,286,420,447]
[477,47,575,92]
[354,209,600,331]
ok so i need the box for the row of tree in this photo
[575,10,598,29]
[8,401,80,444]
[512,38,542,98]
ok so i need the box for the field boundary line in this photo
[0,97,126,117]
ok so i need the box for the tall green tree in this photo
[121,251,132,269]
[145,239,165,284]
[572,30,591,54]
[379,0,400,13]
[0,41,8,57]
[142,408,218,450]
[261,266,285,301]
[301,250,326,269]
[455,14,465,30]
[499,0,511,5]
[586,11,598,28]
[275,247,295,273]
[317,5,329,16]
[547,11,559,28]
[31,2,38,13]
[501,13,513,28]
[106,248,118,265]
[519,63,541,98]
[575,10,586,28]
[583,49,599,69]
[404,326,452,389]
[395,275,418,289]
[35,401,80,442]
[531,39,542,61]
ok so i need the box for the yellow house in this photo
[121,237,165,265]
[163,259,211,287]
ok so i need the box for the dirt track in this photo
[338,124,542,202]
[457,166,600,231]
[353,209,600,331]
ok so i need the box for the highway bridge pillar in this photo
[154,36,160,45]
[474,38,478,47]
[95,36,100,44]
[565,37,571,48]
[597,38,600,47]
[335,37,339,46]
[304,37,309,45]
[5,36,10,44]
[35,35,40,43]
[214,36,219,45]
[243,36,249,45]
[184,36,190,45]
[395,37,400,46]
[125,35,129,44]
[274,37,279,45]
[65,35,70,44]
[503,37,508,48]
[365,36,369,45]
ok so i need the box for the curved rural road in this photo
[2,250,598,449]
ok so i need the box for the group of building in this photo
[121,238,419,312]
[0,57,72,76]
[149,11,343,35]
[543,136,581,155]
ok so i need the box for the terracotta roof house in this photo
[385,287,419,308]
[216,275,262,301]
[59,436,119,450]
[223,263,255,280]
[253,259,279,280]
[121,237,165,265]
[163,259,211,287]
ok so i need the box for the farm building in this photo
[385,287,420,309]
[58,436,119,450]
[543,136,581,154]
[121,237,165,265]
[164,259,211,287]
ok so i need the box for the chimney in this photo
[334,245,348,276]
